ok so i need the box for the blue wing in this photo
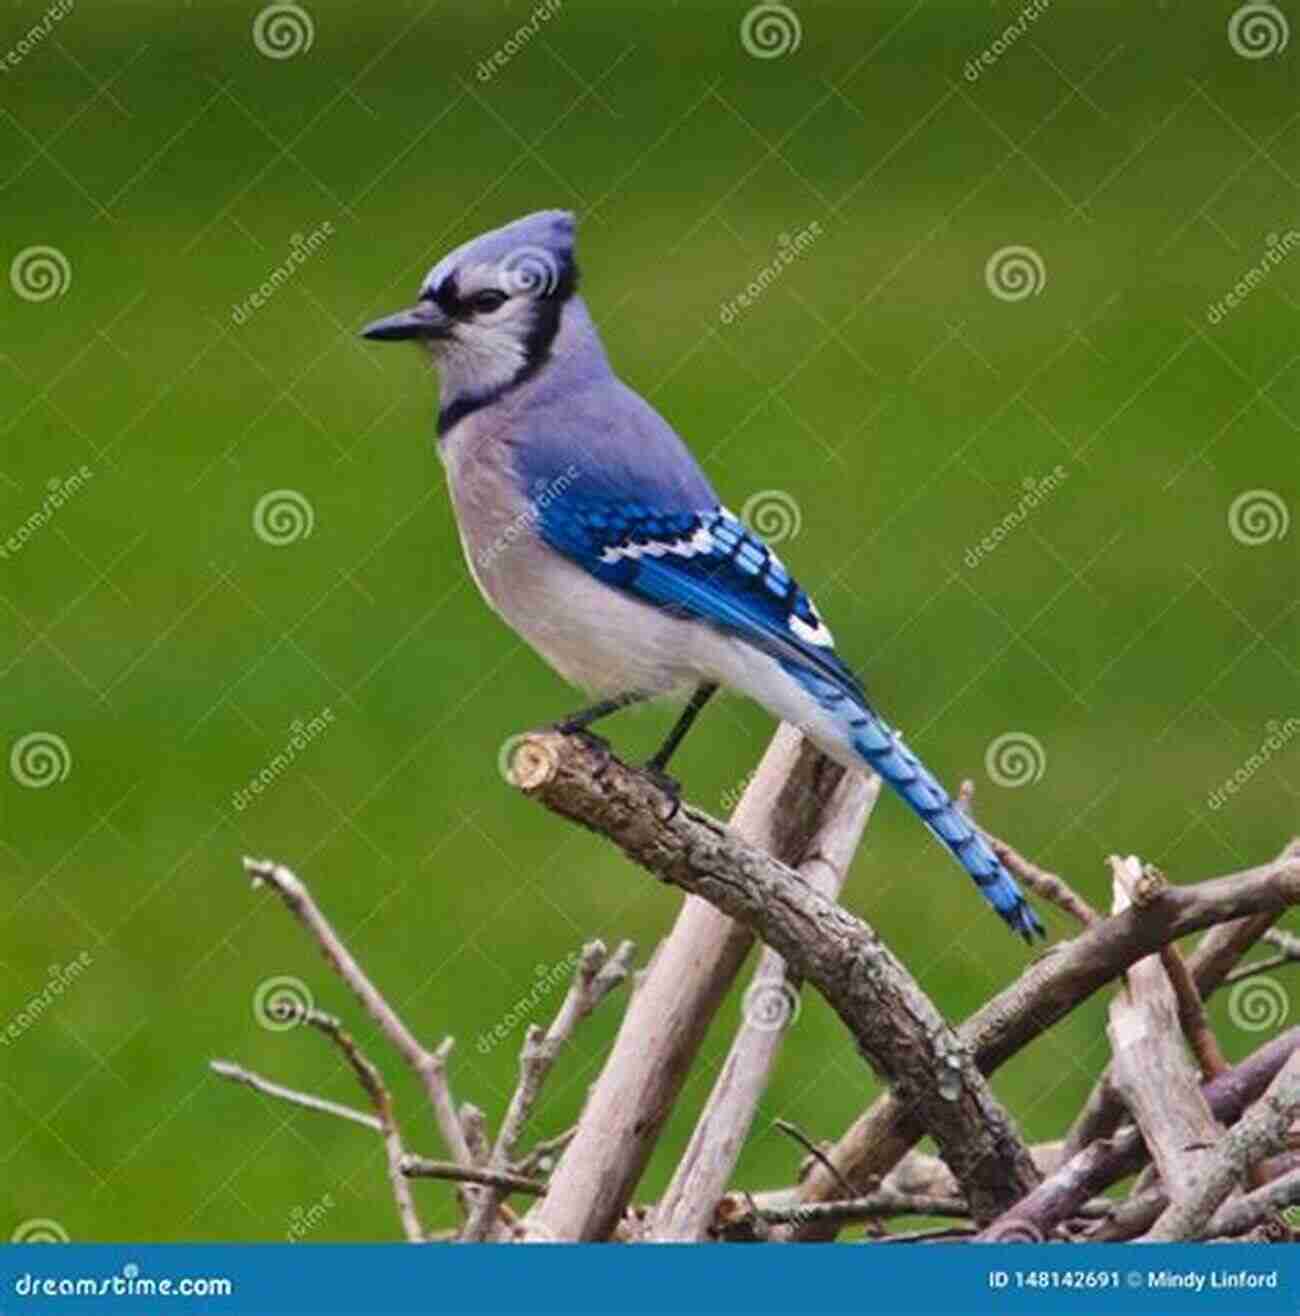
[532,494,866,702]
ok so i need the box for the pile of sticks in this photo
[213,725,1300,1243]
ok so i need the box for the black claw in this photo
[640,762,683,819]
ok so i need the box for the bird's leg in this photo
[640,682,719,802]
[552,689,654,744]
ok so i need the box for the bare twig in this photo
[875,1224,979,1243]
[653,766,880,1241]
[241,857,472,1169]
[1160,943,1229,1081]
[509,729,1042,1225]
[773,1119,858,1199]
[514,1124,577,1176]
[400,1156,548,1196]
[524,724,855,1241]
[462,939,634,1241]
[282,1003,425,1243]
[721,1190,973,1229]
[959,780,1099,928]
[208,1059,381,1132]
[1144,1050,1300,1241]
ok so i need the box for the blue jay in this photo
[361,210,1043,941]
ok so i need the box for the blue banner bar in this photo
[1,1244,1298,1314]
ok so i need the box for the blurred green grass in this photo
[1,0,1297,1242]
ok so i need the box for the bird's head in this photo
[361,209,579,420]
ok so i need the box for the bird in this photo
[361,209,1044,942]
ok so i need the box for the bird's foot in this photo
[638,762,682,821]
[545,723,613,775]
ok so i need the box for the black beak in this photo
[359,300,450,342]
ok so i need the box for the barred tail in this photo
[846,704,1043,940]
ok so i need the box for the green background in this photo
[1,0,1297,1243]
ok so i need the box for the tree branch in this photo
[208,1059,381,1132]
[462,939,633,1241]
[241,857,473,1169]
[281,1003,425,1243]
[400,1156,548,1197]
[652,767,880,1241]
[523,724,854,1241]
[508,729,1041,1225]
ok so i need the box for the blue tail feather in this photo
[784,664,1044,941]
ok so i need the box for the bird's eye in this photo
[469,289,508,314]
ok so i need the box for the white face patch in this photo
[426,261,543,401]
